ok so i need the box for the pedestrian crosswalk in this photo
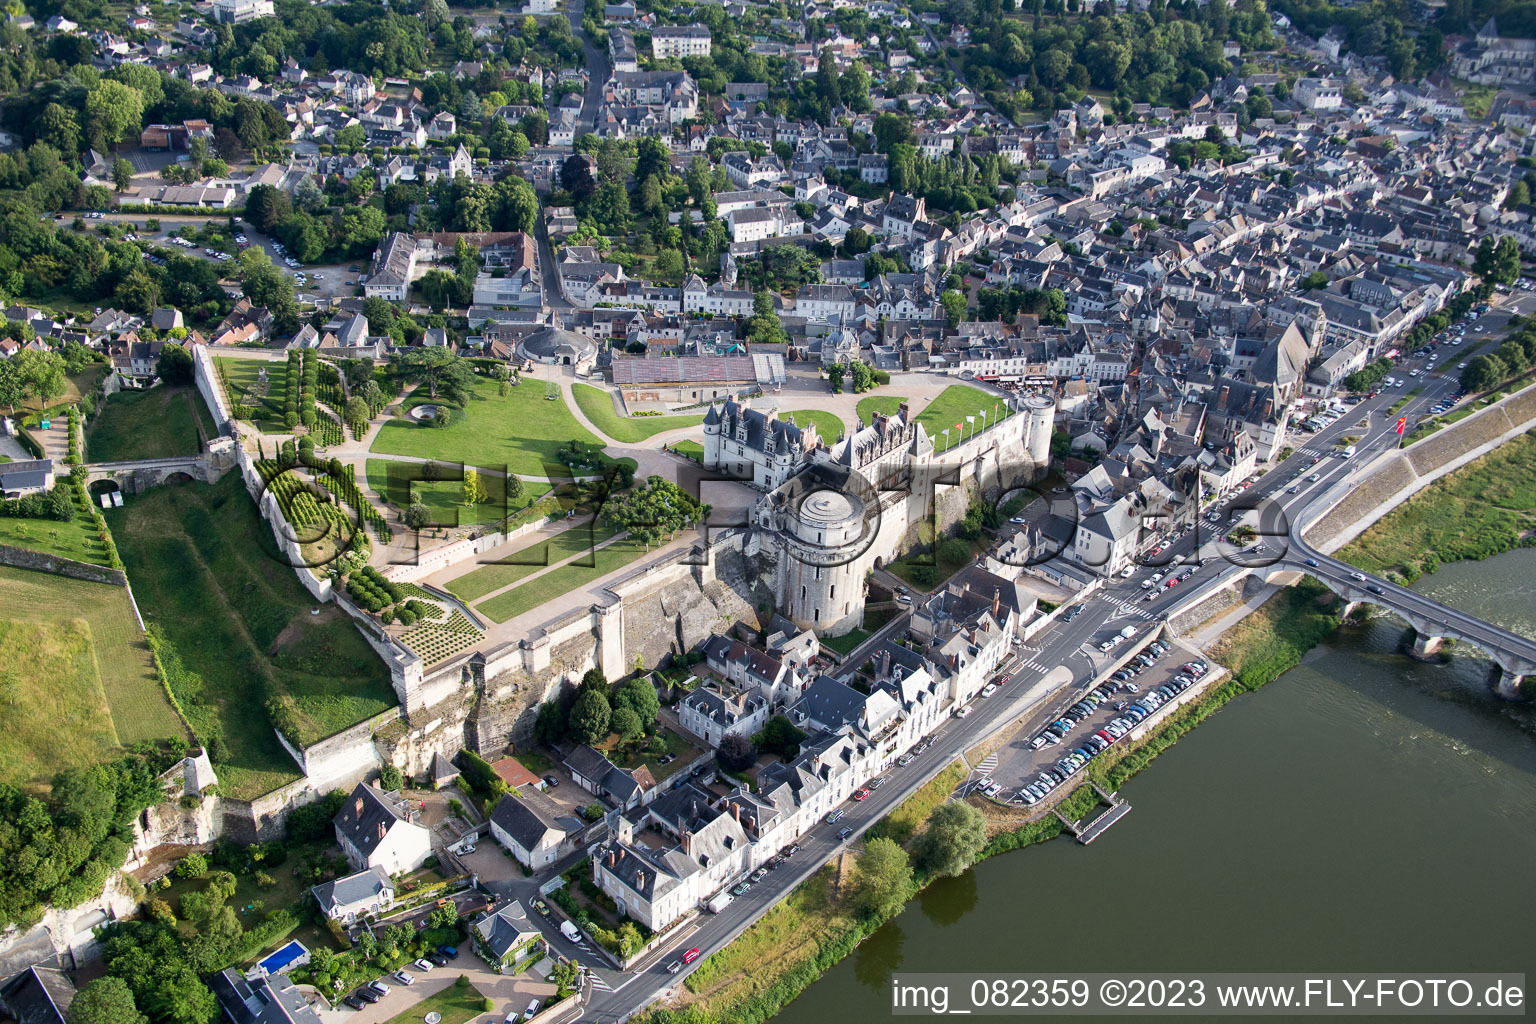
[588,972,613,992]
[975,753,998,776]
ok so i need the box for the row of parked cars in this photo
[1019,656,1207,806]
[339,946,457,1010]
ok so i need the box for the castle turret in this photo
[702,402,722,469]
[783,487,868,637]
[1023,393,1055,468]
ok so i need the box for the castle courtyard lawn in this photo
[107,475,398,800]
[572,382,705,443]
[473,533,654,623]
[777,408,846,443]
[86,385,210,463]
[365,459,552,531]
[914,384,1013,452]
[446,519,622,603]
[0,565,186,785]
[216,357,289,433]
[371,377,609,479]
[855,395,907,423]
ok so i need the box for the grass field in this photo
[915,385,1013,451]
[573,383,704,443]
[447,519,622,603]
[855,395,907,422]
[866,759,966,846]
[777,408,846,442]
[379,979,489,1024]
[373,376,614,479]
[672,440,704,462]
[0,565,185,784]
[365,459,552,530]
[86,386,210,462]
[0,503,111,564]
[1340,430,1536,579]
[107,475,397,799]
[217,357,288,432]
[474,533,653,623]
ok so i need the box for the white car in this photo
[414,958,434,972]
[981,682,998,697]
[393,970,414,985]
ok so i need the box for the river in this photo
[776,548,1536,1019]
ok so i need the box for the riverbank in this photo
[638,581,1344,1024]
[1337,429,1536,582]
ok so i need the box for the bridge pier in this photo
[1409,633,1445,661]
[1495,669,1527,702]
[1340,600,1363,620]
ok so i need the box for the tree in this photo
[654,248,684,281]
[37,103,81,157]
[610,706,643,742]
[156,343,194,385]
[756,715,806,758]
[68,978,146,1024]
[505,472,525,504]
[849,837,912,919]
[1506,180,1531,211]
[550,960,580,995]
[403,502,433,529]
[344,396,370,433]
[0,360,23,416]
[391,347,475,404]
[913,801,987,878]
[569,688,612,744]
[86,80,145,146]
[112,159,134,193]
[1298,271,1328,290]
[461,467,488,505]
[614,678,660,730]
[13,350,66,409]
[1460,354,1505,394]
[717,733,757,772]
[245,184,291,234]
[940,289,967,328]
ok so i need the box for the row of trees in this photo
[1459,327,1536,395]
[535,668,664,748]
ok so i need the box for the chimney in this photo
[376,822,386,841]
[607,850,616,867]
[355,796,364,816]
[731,804,740,821]
[682,830,694,856]
[992,588,1000,618]
[1217,384,1230,410]
[1262,397,1273,420]
[635,870,646,890]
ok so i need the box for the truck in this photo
[559,921,581,943]
[707,890,735,913]
[1340,444,1356,458]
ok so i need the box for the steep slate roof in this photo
[332,784,412,860]
[311,865,392,914]
[489,794,565,852]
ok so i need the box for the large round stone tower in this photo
[782,486,868,637]
[1023,393,1056,468]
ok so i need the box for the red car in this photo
[682,947,701,965]
[1148,546,1164,557]
[853,788,870,801]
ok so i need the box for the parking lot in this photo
[983,638,1215,809]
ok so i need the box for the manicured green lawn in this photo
[448,519,622,603]
[372,376,610,478]
[855,395,907,422]
[107,475,398,799]
[820,629,869,655]
[777,408,847,442]
[217,357,288,432]
[915,385,1013,451]
[474,533,653,623]
[0,503,111,565]
[365,459,551,530]
[86,386,207,462]
[379,979,490,1024]
[672,440,704,462]
[572,382,704,443]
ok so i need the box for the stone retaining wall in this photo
[0,543,125,585]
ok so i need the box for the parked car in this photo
[342,995,366,1010]
[354,988,380,1005]
[524,999,542,1021]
